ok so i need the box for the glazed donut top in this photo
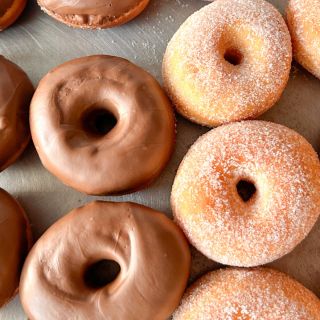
[163,0,292,125]
[30,55,175,195]
[39,0,147,17]
[0,1,13,16]
[20,201,190,320]
[171,121,320,266]
[173,268,320,319]
[0,188,31,306]
[0,56,33,171]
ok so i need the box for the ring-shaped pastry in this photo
[0,0,27,31]
[171,121,320,266]
[30,55,175,195]
[37,0,150,29]
[163,0,292,126]
[0,56,33,170]
[20,201,191,320]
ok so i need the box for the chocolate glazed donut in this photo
[30,55,175,195]
[20,201,191,320]
[0,188,32,307]
[37,0,150,29]
[0,0,27,31]
[0,56,33,170]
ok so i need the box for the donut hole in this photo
[224,48,243,66]
[84,259,121,289]
[236,179,256,202]
[82,108,117,136]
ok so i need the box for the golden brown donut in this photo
[0,0,27,31]
[287,0,320,79]
[173,268,320,319]
[0,56,33,171]
[20,201,191,320]
[37,0,150,29]
[30,55,175,195]
[0,188,32,307]
[163,0,292,127]
[171,120,320,267]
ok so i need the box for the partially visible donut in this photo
[30,55,175,195]
[0,0,27,31]
[0,56,33,170]
[171,120,320,267]
[20,201,191,320]
[37,0,150,29]
[287,0,320,79]
[173,268,320,319]
[163,0,292,126]
[0,188,32,307]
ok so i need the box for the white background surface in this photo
[0,0,320,319]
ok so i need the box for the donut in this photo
[0,188,32,307]
[162,0,292,127]
[0,0,26,31]
[37,0,150,29]
[171,120,320,267]
[287,0,320,79]
[20,201,191,320]
[30,55,175,195]
[173,268,320,319]
[0,56,33,171]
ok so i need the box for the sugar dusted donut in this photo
[287,0,320,79]
[30,55,175,195]
[171,121,320,267]
[0,188,32,307]
[37,0,150,29]
[20,201,191,320]
[173,268,320,319]
[163,0,292,126]
[0,0,27,31]
[0,56,33,170]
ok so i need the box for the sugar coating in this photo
[171,121,320,266]
[163,0,292,126]
[173,268,320,319]
[287,0,320,79]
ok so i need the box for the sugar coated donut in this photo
[30,55,175,195]
[163,0,292,127]
[171,121,320,267]
[287,0,320,79]
[37,0,150,29]
[0,56,33,171]
[20,201,191,320]
[0,188,31,307]
[0,0,26,31]
[173,268,320,319]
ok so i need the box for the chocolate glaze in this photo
[0,188,31,307]
[0,0,14,16]
[20,201,191,320]
[38,0,150,28]
[0,56,33,170]
[30,55,175,195]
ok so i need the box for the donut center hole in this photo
[82,108,117,136]
[236,180,256,202]
[224,48,243,66]
[84,260,121,289]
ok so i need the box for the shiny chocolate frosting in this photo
[0,56,33,170]
[20,201,191,320]
[0,188,31,307]
[30,55,175,195]
[0,0,14,16]
[37,0,150,28]
[40,0,144,16]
